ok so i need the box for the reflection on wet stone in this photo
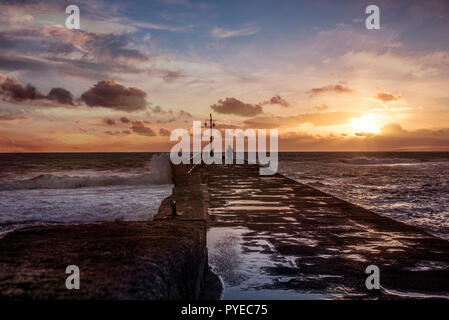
[204,163,449,299]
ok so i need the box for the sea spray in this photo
[0,153,173,191]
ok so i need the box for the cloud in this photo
[211,97,263,117]
[103,118,116,125]
[0,73,75,105]
[313,104,329,112]
[0,54,134,80]
[104,130,121,135]
[159,128,171,136]
[156,118,176,124]
[16,25,149,61]
[278,126,449,151]
[340,51,449,80]
[131,20,193,33]
[130,120,156,136]
[279,124,449,151]
[178,109,192,118]
[47,88,74,105]
[307,83,354,98]
[81,80,147,112]
[243,111,361,128]
[210,95,290,117]
[0,23,150,80]
[151,105,174,115]
[0,74,45,102]
[211,25,259,39]
[0,111,28,121]
[375,91,402,102]
[120,116,130,123]
[355,132,374,137]
[261,95,290,107]
[380,123,407,135]
[152,106,164,113]
[162,70,186,82]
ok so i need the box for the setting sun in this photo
[350,115,380,134]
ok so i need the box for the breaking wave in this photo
[0,154,172,190]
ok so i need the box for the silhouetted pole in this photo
[205,113,215,158]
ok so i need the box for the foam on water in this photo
[278,152,449,240]
[0,153,173,238]
[0,153,172,190]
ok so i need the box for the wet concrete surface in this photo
[200,163,449,299]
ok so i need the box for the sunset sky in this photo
[0,0,448,152]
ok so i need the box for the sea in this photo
[278,152,449,240]
[0,152,448,240]
[0,153,173,238]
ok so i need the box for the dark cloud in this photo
[103,118,116,125]
[0,54,48,72]
[263,95,290,107]
[47,87,74,105]
[122,130,131,134]
[159,128,171,136]
[81,80,147,112]
[0,73,75,105]
[178,109,192,118]
[211,97,263,117]
[153,106,163,113]
[0,54,126,80]
[104,130,121,135]
[0,27,148,62]
[0,75,45,102]
[308,83,354,98]
[130,120,156,136]
[151,105,172,114]
[83,32,148,61]
[120,116,130,123]
[355,132,374,137]
[162,70,186,82]
[376,91,402,102]
[0,24,151,80]
[210,95,289,117]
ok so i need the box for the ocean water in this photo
[0,153,173,238]
[1,152,448,242]
[278,152,449,240]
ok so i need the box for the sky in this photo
[0,0,448,152]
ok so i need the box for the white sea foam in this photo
[0,153,172,190]
[0,153,174,238]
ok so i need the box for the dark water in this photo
[278,152,449,240]
[0,153,173,238]
[0,152,448,240]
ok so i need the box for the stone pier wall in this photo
[0,164,219,300]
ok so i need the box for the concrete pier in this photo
[201,163,449,299]
[0,161,448,299]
